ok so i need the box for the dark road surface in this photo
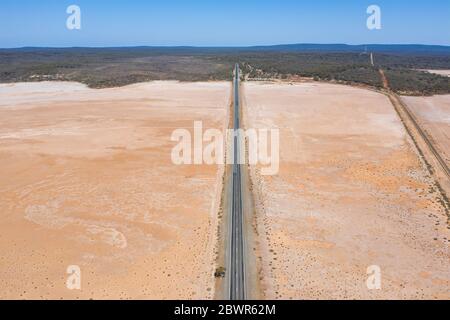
[228,63,246,300]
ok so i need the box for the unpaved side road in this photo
[380,69,450,217]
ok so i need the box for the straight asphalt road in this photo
[228,63,246,300]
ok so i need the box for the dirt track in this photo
[402,95,450,168]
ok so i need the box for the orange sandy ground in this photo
[0,81,229,299]
[424,70,450,77]
[244,82,450,299]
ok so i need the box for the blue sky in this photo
[0,0,449,48]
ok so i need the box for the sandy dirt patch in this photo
[422,70,450,77]
[402,95,450,166]
[0,81,229,299]
[243,82,450,299]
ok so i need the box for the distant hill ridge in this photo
[2,43,450,55]
[248,44,450,55]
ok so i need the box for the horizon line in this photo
[1,42,450,50]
